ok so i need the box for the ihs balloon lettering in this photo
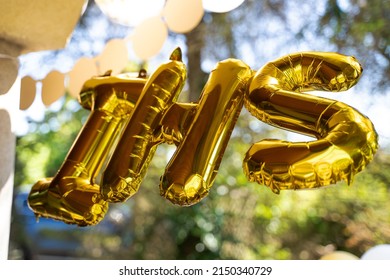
[28,48,378,226]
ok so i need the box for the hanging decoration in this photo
[202,0,246,13]
[243,52,377,193]
[95,0,245,59]
[319,251,359,260]
[41,70,66,106]
[361,244,390,260]
[27,48,378,226]
[28,69,148,226]
[18,0,247,110]
[94,0,166,27]
[20,76,37,110]
[130,16,168,60]
[163,0,204,33]
[96,38,129,75]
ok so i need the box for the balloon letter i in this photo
[28,72,147,226]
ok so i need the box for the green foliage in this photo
[318,0,390,90]
[11,0,390,260]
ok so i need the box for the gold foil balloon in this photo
[243,52,378,193]
[159,102,198,145]
[28,71,147,226]
[160,59,252,206]
[101,47,187,202]
[28,49,378,226]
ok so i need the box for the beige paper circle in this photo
[20,76,36,110]
[0,54,19,95]
[163,0,204,33]
[42,70,66,106]
[320,251,359,260]
[131,16,168,60]
[68,57,98,98]
[97,39,128,75]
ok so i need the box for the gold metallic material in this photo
[243,52,378,193]
[160,59,252,205]
[28,50,378,225]
[28,71,147,226]
[101,47,187,202]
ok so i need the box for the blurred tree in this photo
[184,0,291,100]
[318,0,390,90]
[184,0,389,97]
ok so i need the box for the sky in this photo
[12,0,390,149]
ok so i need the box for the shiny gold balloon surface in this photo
[28,49,378,226]
[101,48,187,202]
[243,52,378,193]
[28,71,147,226]
[160,59,252,205]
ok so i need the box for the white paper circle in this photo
[202,0,245,13]
[361,244,390,260]
[95,0,165,27]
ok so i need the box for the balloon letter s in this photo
[243,52,378,193]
